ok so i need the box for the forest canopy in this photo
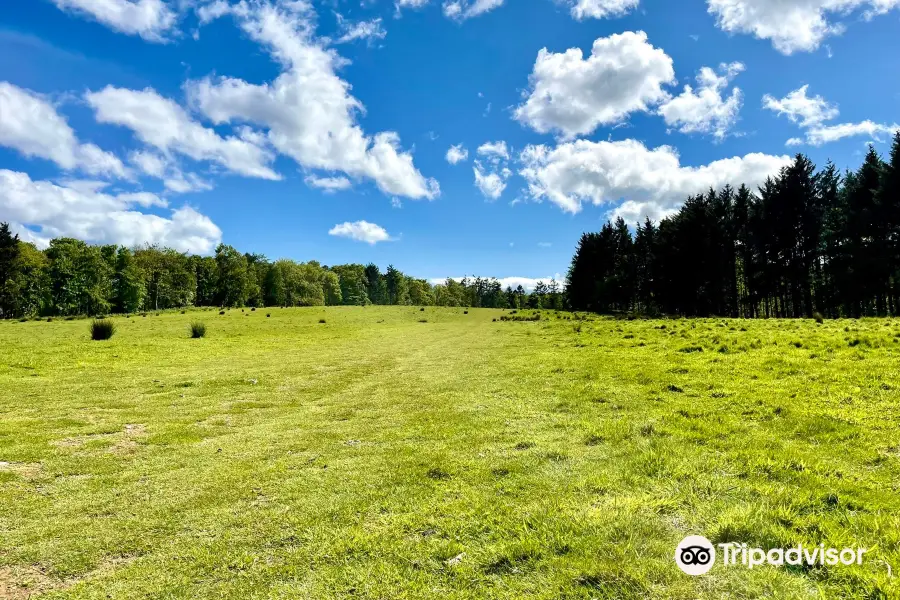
[0,229,563,318]
[566,134,900,318]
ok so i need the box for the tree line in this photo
[566,134,900,318]
[0,229,564,318]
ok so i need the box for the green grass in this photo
[0,307,898,598]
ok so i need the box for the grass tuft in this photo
[90,319,115,341]
[190,322,207,339]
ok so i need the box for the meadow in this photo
[0,307,898,599]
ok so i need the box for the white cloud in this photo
[762,85,838,127]
[334,16,387,44]
[0,82,127,178]
[518,138,790,217]
[442,0,505,20]
[658,62,744,140]
[566,0,640,20]
[196,0,232,24]
[538,242,552,247]
[446,144,469,164]
[473,140,511,199]
[0,169,221,253]
[806,121,900,146]
[186,0,438,200]
[513,31,675,139]
[305,174,353,192]
[477,140,510,161]
[707,0,900,55]
[50,0,178,41]
[473,162,510,200]
[128,149,213,193]
[763,85,899,145]
[86,85,280,181]
[328,220,392,244]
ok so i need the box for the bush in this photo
[813,311,824,324]
[90,319,115,341]
[190,322,207,338]
[251,307,256,312]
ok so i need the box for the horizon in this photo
[2,0,899,285]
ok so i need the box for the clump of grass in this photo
[420,307,425,312]
[266,313,271,318]
[90,319,115,341]
[500,314,541,322]
[319,319,327,324]
[813,311,824,324]
[219,310,226,316]
[46,317,53,322]
[419,319,428,323]
[251,307,256,312]
[190,322,207,339]
[464,310,469,314]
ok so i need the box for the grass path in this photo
[0,307,898,598]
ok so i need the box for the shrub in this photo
[813,311,824,324]
[190,322,207,338]
[90,319,115,341]
[251,307,256,312]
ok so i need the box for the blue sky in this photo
[1,0,899,288]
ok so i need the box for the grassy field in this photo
[1,307,898,599]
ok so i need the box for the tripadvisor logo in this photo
[675,535,716,575]
[675,536,868,576]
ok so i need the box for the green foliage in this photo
[89,318,115,340]
[566,144,900,319]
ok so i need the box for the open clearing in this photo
[1,307,898,598]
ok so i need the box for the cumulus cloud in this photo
[445,144,469,164]
[442,0,505,20]
[186,0,438,200]
[707,0,900,55]
[762,84,838,127]
[763,85,899,146]
[477,140,510,161]
[518,138,790,218]
[473,162,510,200]
[328,220,392,244]
[0,82,127,178]
[0,169,221,253]
[334,15,387,44]
[473,140,511,199]
[513,31,675,139]
[565,0,640,20]
[658,62,744,140]
[127,149,212,193]
[50,0,178,41]
[305,175,353,192]
[87,86,280,181]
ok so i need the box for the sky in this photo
[1,0,899,289]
